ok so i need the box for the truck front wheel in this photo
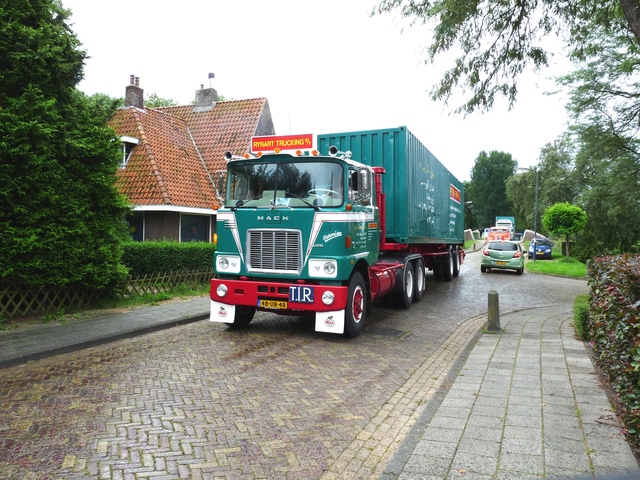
[228,306,256,329]
[344,272,366,338]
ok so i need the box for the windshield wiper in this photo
[284,191,320,210]
[230,192,273,210]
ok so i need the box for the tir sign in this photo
[289,285,314,304]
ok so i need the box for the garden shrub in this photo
[588,254,640,447]
[573,294,590,341]
[122,241,216,277]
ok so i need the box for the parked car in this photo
[481,240,525,274]
[528,238,553,259]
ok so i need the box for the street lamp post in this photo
[517,167,539,262]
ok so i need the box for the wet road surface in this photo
[0,252,588,479]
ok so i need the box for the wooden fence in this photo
[0,269,214,318]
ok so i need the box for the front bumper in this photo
[210,278,350,334]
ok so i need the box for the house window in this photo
[181,214,209,242]
[120,135,140,169]
[128,211,144,241]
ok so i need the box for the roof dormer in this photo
[120,135,140,169]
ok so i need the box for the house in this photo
[109,75,275,242]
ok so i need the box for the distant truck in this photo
[488,226,511,241]
[209,126,465,337]
[495,216,515,238]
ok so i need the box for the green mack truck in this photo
[210,126,465,338]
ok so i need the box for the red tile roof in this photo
[110,97,273,210]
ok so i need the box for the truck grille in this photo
[247,230,302,274]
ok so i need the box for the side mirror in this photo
[358,167,371,203]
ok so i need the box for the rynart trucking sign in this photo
[251,134,313,152]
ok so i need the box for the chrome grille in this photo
[247,229,301,274]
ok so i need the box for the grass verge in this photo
[525,255,587,278]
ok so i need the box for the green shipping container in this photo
[317,126,464,245]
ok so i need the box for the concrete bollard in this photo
[487,289,501,332]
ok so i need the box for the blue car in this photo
[528,238,553,259]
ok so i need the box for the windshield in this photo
[226,160,344,208]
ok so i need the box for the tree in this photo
[506,137,580,235]
[542,203,588,258]
[467,151,516,229]
[0,0,131,291]
[374,0,640,113]
[145,92,177,108]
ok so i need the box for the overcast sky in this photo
[61,0,572,182]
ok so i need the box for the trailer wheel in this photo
[344,272,366,338]
[228,306,256,329]
[452,247,460,278]
[442,250,454,281]
[433,261,443,281]
[413,259,425,302]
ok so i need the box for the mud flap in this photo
[315,310,345,334]
[210,300,235,324]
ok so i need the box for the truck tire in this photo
[344,272,366,338]
[433,261,443,281]
[442,250,454,281]
[413,258,425,302]
[228,306,256,329]
[396,261,414,309]
[452,247,460,278]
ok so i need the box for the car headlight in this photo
[322,291,335,305]
[216,255,241,274]
[216,284,228,298]
[309,259,338,278]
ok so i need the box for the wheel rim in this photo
[416,264,424,291]
[405,269,414,298]
[351,285,364,323]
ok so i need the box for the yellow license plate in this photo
[259,299,288,309]
[496,261,508,266]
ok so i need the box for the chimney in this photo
[125,75,144,109]
[193,84,217,112]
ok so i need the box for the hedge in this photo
[588,254,640,447]
[122,241,216,277]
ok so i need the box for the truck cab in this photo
[211,146,380,337]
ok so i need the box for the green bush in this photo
[589,254,640,447]
[573,294,590,340]
[122,241,216,277]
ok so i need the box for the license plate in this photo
[258,299,288,309]
[496,261,508,266]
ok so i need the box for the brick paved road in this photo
[0,255,588,479]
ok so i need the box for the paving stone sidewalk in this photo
[382,306,640,480]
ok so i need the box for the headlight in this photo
[216,255,241,273]
[309,260,338,278]
[322,291,335,305]
[216,284,228,298]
